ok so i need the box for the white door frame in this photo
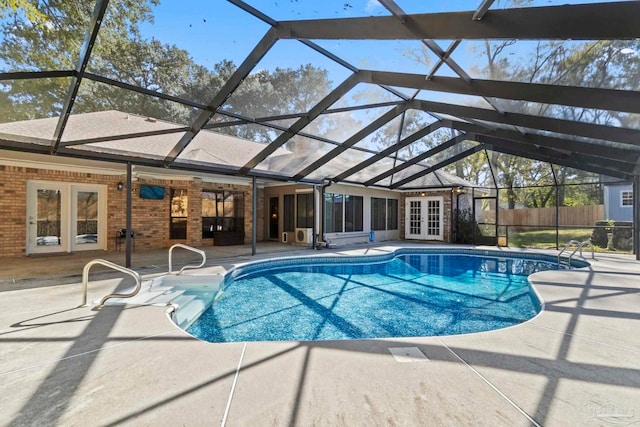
[26,180,107,255]
[405,197,424,240]
[405,196,444,241]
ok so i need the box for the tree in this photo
[0,1,337,151]
[454,33,640,207]
[214,63,336,146]
[0,0,161,119]
[0,0,47,24]
[78,38,212,124]
[444,150,491,186]
[423,0,640,207]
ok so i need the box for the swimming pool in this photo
[185,249,585,343]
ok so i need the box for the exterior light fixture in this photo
[117,182,124,191]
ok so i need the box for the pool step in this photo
[171,293,214,329]
[102,273,223,329]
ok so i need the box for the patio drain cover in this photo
[388,347,429,363]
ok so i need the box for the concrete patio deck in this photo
[1,243,639,426]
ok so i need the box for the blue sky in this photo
[137,0,614,85]
[139,1,494,70]
[136,0,485,97]
[134,1,619,114]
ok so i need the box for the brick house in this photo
[0,111,472,258]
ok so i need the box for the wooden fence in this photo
[478,204,605,227]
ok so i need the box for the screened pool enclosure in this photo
[0,0,639,258]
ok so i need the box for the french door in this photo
[405,196,443,240]
[26,181,107,255]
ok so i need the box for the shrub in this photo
[591,220,633,250]
[592,220,610,248]
[455,208,474,244]
[613,223,633,250]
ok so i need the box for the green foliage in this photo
[443,150,490,186]
[1,0,160,119]
[439,1,640,199]
[454,208,474,244]
[0,0,334,142]
[450,34,639,205]
[0,0,47,27]
[2,0,639,193]
[591,220,633,251]
[507,226,633,253]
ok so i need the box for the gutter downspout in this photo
[634,175,639,261]
[312,184,317,250]
[318,180,332,248]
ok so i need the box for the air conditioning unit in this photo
[282,232,288,243]
[295,228,313,244]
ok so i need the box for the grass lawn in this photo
[507,228,593,249]
[506,227,633,254]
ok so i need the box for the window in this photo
[283,194,295,232]
[324,193,363,232]
[75,191,98,245]
[345,195,363,232]
[170,188,188,239]
[426,199,441,237]
[371,198,386,231]
[201,190,244,238]
[621,191,633,207]
[296,193,314,228]
[324,193,343,233]
[371,198,398,231]
[387,199,398,230]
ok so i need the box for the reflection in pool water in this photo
[187,251,570,343]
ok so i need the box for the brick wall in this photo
[0,165,127,257]
[0,165,28,258]
[0,165,261,258]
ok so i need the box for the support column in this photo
[483,149,498,242]
[471,187,476,245]
[252,177,257,256]
[634,175,639,260]
[551,164,559,250]
[125,162,132,268]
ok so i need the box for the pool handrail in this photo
[81,259,142,307]
[558,240,580,264]
[578,240,595,260]
[558,239,594,265]
[168,243,206,275]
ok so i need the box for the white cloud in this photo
[620,48,637,56]
[365,0,383,13]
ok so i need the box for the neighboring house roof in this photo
[600,175,631,186]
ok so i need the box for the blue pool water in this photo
[187,250,571,343]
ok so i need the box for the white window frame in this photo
[621,190,633,207]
